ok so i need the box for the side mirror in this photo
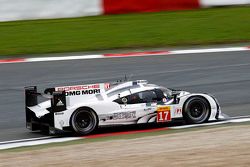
[172,91,180,104]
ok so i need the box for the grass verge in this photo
[1,121,250,153]
[0,6,250,57]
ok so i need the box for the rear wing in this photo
[25,86,67,131]
[25,86,66,112]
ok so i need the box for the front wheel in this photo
[183,96,210,124]
[71,109,98,135]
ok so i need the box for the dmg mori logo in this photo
[65,89,100,96]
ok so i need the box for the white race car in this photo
[25,80,222,135]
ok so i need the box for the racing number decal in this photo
[157,106,171,122]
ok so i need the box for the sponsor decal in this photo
[122,97,128,103]
[162,98,167,103]
[175,108,182,116]
[56,100,64,106]
[55,84,101,96]
[64,89,100,96]
[56,84,100,92]
[100,111,136,121]
[113,111,136,120]
[104,83,110,90]
[55,112,64,115]
[157,106,171,122]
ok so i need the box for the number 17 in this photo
[157,111,171,122]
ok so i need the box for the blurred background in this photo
[1,1,250,165]
[0,0,249,57]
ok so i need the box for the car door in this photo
[114,90,159,123]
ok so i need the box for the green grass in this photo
[0,6,250,56]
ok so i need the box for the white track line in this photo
[0,137,81,150]
[27,55,104,62]
[169,121,229,129]
[170,117,250,129]
[229,115,250,119]
[0,46,249,64]
[228,118,250,123]
[170,47,248,54]
[0,136,52,145]
[1,116,250,150]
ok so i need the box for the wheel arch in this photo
[182,95,211,122]
[70,106,99,128]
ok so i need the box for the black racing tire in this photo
[183,96,210,124]
[71,109,98,135]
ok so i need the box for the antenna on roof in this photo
[128,74,133,81]
[123,74,134,82]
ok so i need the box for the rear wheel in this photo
[183,96,210,124]
[71,109,98,135]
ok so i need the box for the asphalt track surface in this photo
[0,50,250,142]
